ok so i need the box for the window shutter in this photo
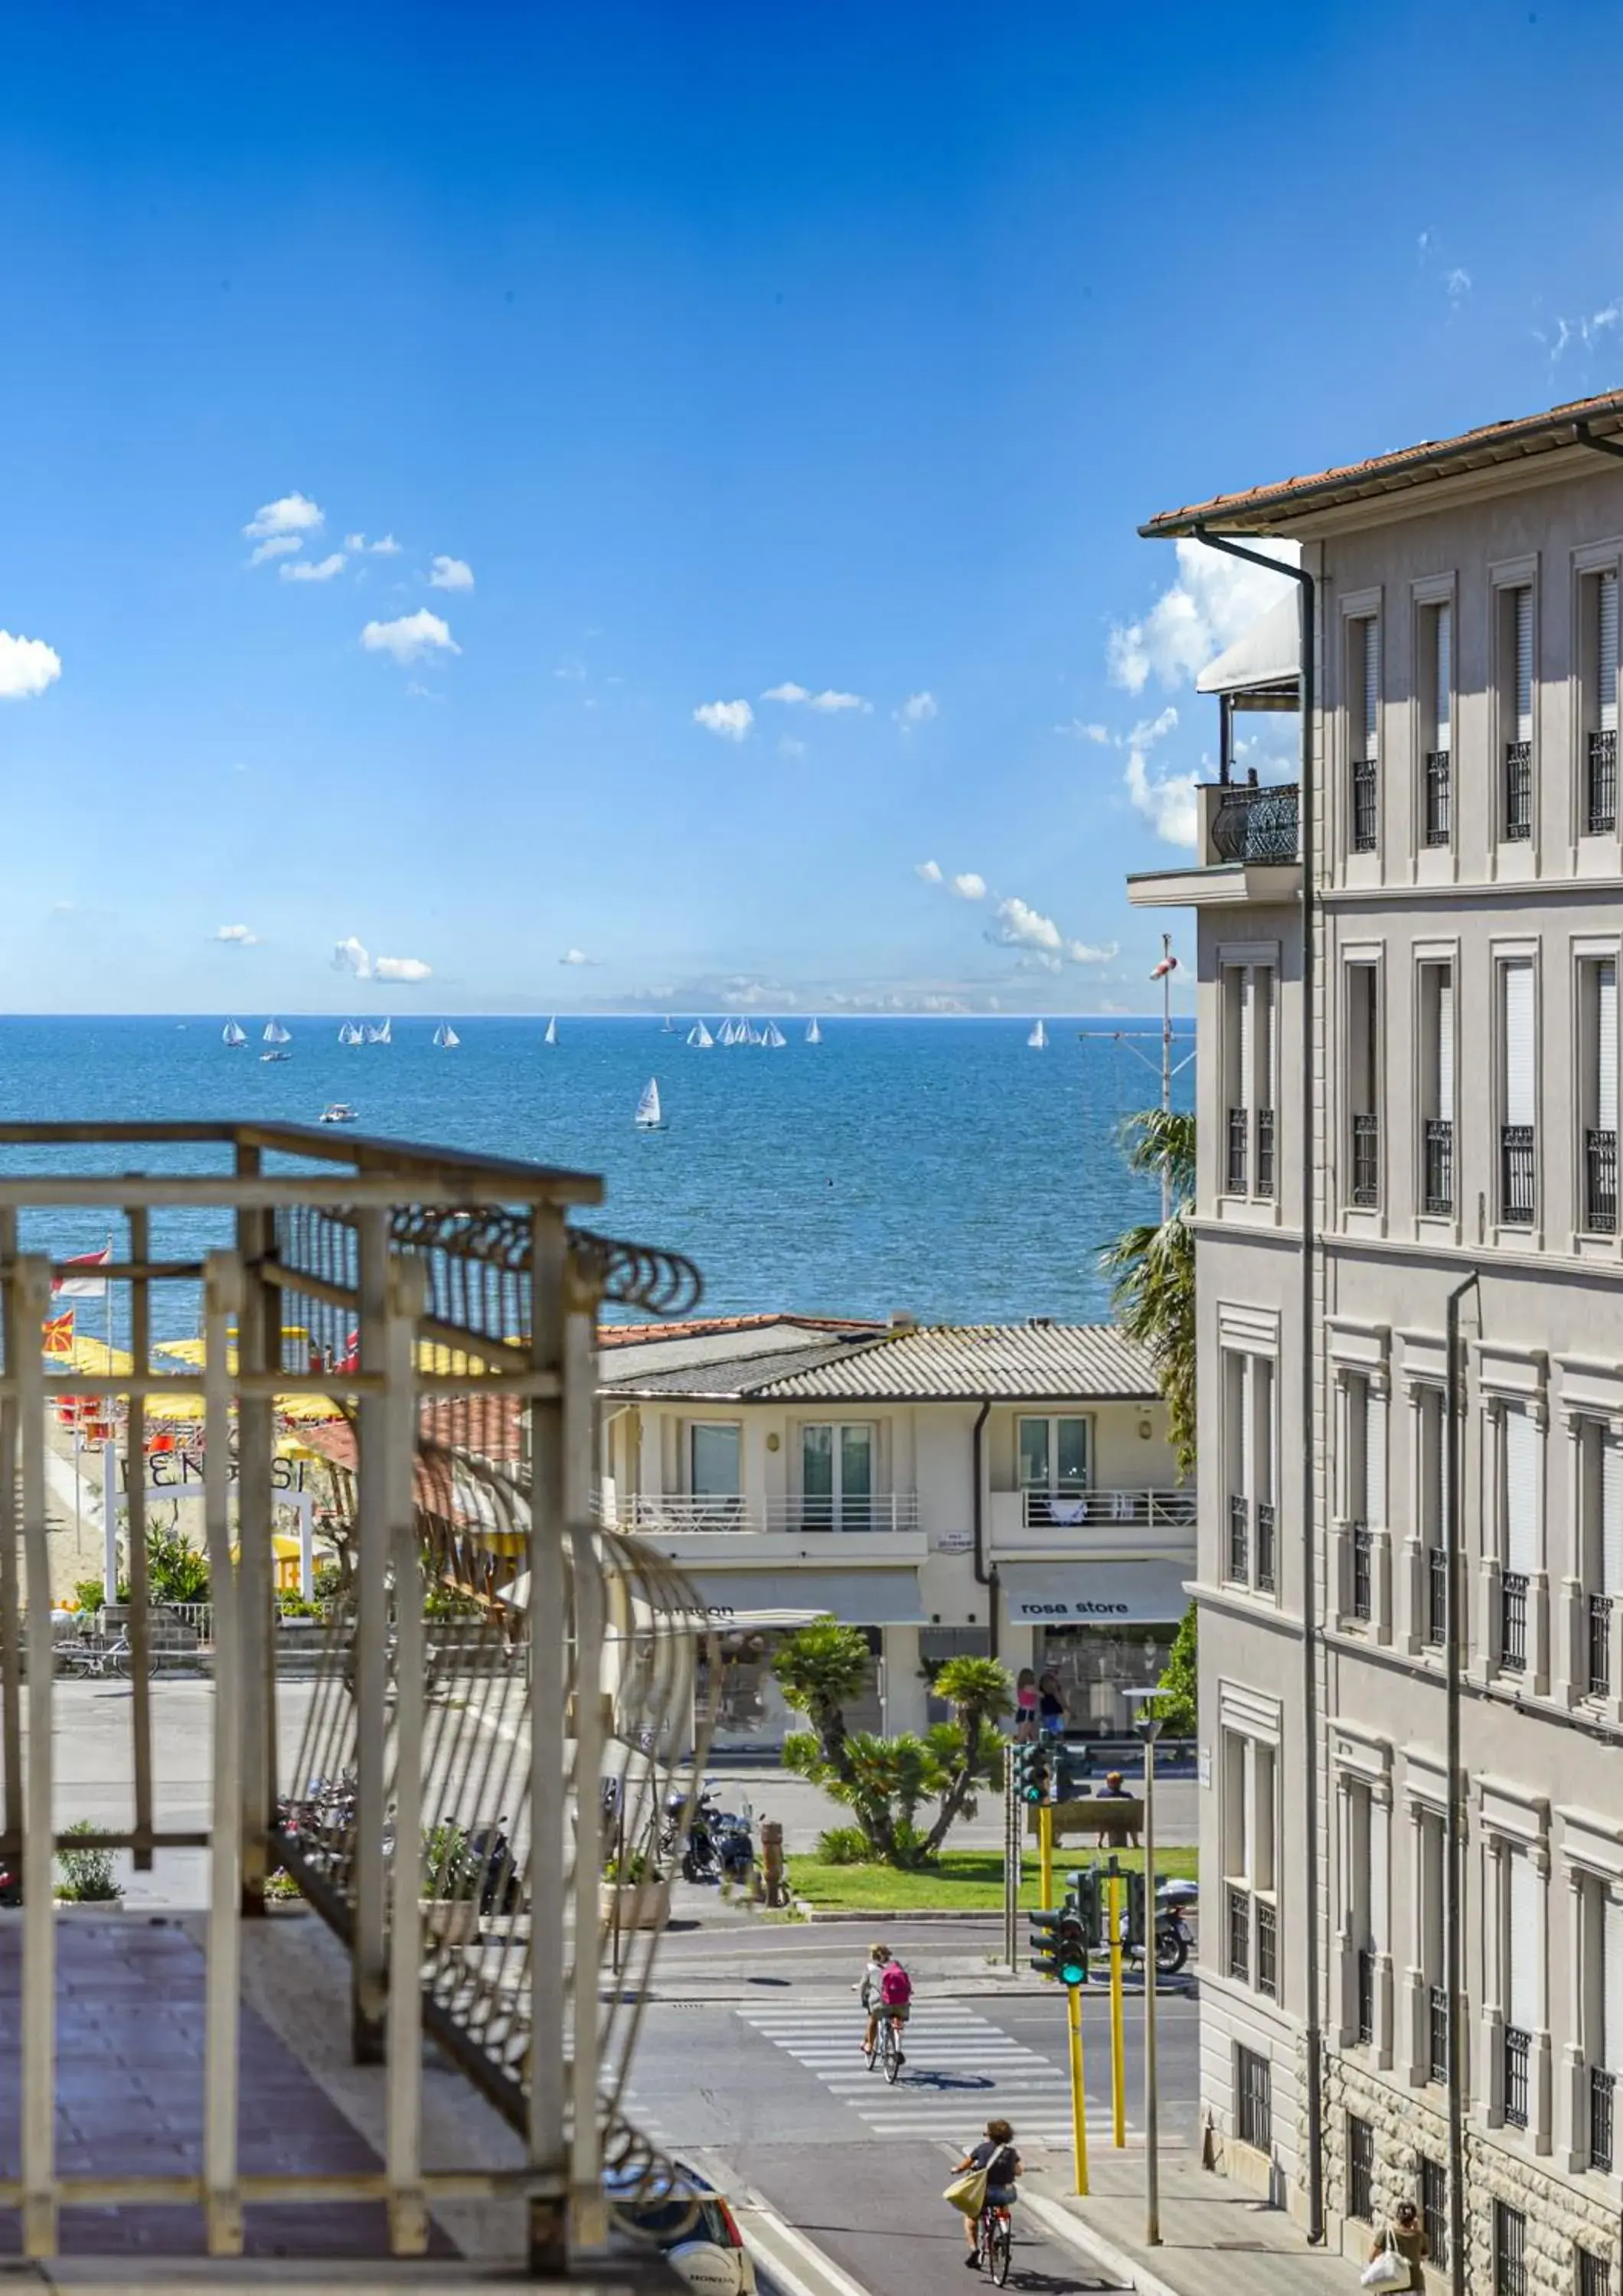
[1436,603,1452,748]
[1436,970,1455,1114]
[1239,1357,1255,1499]
[1425,1390,1445,1545]
[1257,1358,1275,1505]
[1238,969,1253,1110]
[1514,587,1534,742]
[1503,960,1536,1130]
[1602,1435,1623,1597]
[1256,969,1274,1107]
[1364,1386,1388,1528]
[1504,1407,1540,1576]
[1599,960,1618,1134]
[1362,618,1380,758]
[1605,1893,1623,2074]
[1508,1851,1539,2033]
[1601,573,1618,736]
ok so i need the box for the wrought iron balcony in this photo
[1424,748,1452,845]
[1256,1499,1276,1595]
[1350,1113,1380,1208]
[1226,1106,1248,1195]
[1424,1118,1455,1216]
[1504,2026,1531,2128]
[1429,1985,1450,2084]
[1589,1593,1613,1698]
[1209,781,1300,864]
[1504,739,1533,840]
[1501,1571,1530,1672]
[1592,2066,1615,2173]
[1351,1520,1373,1623]
[1256,1107,1275,1199]
[1351,757,1378,852]
[1587,1127,1618,1234]
[1589,728,1618,836]
[1501,1125,1536,1225]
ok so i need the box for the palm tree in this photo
[1099,1107,1197,1476]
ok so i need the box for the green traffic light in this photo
[1060,1956,1086,1985]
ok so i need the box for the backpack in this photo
[880,1962,913,2008]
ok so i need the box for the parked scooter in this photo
[660,1783,754,1885]
[1119,1880,1197,1976]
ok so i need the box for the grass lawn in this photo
[787,1844,1198,1913]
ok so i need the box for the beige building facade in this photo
[1130,392,1623,2296]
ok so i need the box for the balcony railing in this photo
[1351,1520,1373,1623]
[1428,1545,1449,1647]
[1501,1571,1530,1672]
[1351,757,1378,852]
[1227,1494,1249,1584]
[1501,1125,1536,1225]
[1256,1499,1276,1594]
[1256,1107,1275,1198]
[1587,1128,1618,1234]
[1425,748,1452,845]
[1429,1985,1450,2084]
[1351,1112,1380,1207]
[1589,1594,1613,1698]
[1589,728,1618,835]
[1592,2066,1616,2173]
[1228,1887,1250,1985]
[1356,1947,1376,2045]
[1210,781,1300,864]
[1424,1117,1455,1216]
[1226,1106,1248,1195]
[1018,1486,1195,1531]
[1256,1900,1278,1998]
[1504,740,1533,841]
[1504,2026,1531,2128]
[616,1492,921,1536]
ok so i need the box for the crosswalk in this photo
[735,2002,1136,2145]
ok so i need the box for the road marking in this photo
[681,2150,877,2296]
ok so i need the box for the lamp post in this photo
[1124,1690,1165,2248]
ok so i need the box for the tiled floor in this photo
[0,1916,456,2258]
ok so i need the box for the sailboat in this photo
[263,1019,290,1044]
[433,1022,461,1049]
[366,1019,392,1045]
[805,1019,822,1045]
[1027,1019,1048,1049]
[687,1021,714,1048]
[744,1024,765,1046]
[544,1016,558,1046]
[660,1016,677,1034]
[222,1021,247,1049]
[338,1022,364,1045]
[762,1022,787,1049]
[634,1078,665,1130]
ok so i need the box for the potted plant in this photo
[601,1846,671,1933]
[55,1820,123,1909]
[420,1819,482,1945]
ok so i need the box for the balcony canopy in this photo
[1197,594,1301,711]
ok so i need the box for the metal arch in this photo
[569,1231,703,1318]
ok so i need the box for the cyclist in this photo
[955,2118,1020,2265]
[859,1942,911,2061]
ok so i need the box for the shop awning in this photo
[681,1567,926,1628]
[998,1560,1189,1626]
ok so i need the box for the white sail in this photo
[340,1022,364,1045]
[223,1021,247,1047]
[687,1021,714,1047]
[544,1016,558,1045]
[263,1019,290,1044]
[745,1024,764,1046]
[635,1077,662,1129]
[661,1015,677,1033]
[805,1019,821,1045]
[365,1019,392,1045]
[433,1022,460,1049]
[1027,1019,1048,1049]
[763,1022,787,1048]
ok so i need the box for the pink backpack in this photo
[880,1962,913,2008]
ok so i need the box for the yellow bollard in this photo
[1067,1980,1089,2196]
[1108,1871,1126,2147]
[1037,1802,1054,1969]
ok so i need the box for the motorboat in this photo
[319,1103,359,1126]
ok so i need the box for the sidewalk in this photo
[1025,2146,1367,2296]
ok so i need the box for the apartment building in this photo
[1128,390,1623,2296]
[595,1314,1191,1750]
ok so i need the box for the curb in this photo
[1020,2187,1184,2296]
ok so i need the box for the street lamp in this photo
[1123,1688,1165,2249]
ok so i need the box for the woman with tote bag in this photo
[1363,2200,1429,2291]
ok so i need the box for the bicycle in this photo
[864,2007,904,2084]
[972,2199,1012,2285]
[57,1633,158,1681]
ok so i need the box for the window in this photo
[1347,964,1380,1206]
[1223,1352,1275,1593]
[1344,1373,1384,1623]
[689,1422,741,1496]
[1580,1422,1621,1698]
[1580,2251,1612,2296]
[1236,2046,1272,2151]
[1423,601,1453,845]
[1495,2203,1527,2296]
[1421,962,1455,1215]
[802,1424,876,1531]
[1581,957,1618,1234]
[1501,1407,1539,1672]
[1017,1416,1089,1531]
[1223,1730,1276,1994]
[1343,1775,1376,2040]
[1347,2115,1375,2223]
[1415,1805,1447,2079]
[1350,617,1380,852]
[1504,1847,1539,2126]
[1589,1884,1623,2170]
[1500,959,1536,1225]
[1586,569,1618,837]
[1419,1388,1448,1646]
[1223,966,1275,1199]
[1419,2157,1449,2270]
[1503,585,1534,842]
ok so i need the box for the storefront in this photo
[998,1558,1189,1738]
[681,1567,926,1753]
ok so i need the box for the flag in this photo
[54,1244,112,1300]
[42,1309,75,1361]
[1149,953,1179,980]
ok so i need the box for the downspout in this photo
[970,1400,997,1661]
[1444,1272,1478,2296]
[1190,528,1324,2243]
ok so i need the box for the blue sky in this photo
[5,0,1623,1015]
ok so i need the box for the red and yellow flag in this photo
[41,1309,75,1362]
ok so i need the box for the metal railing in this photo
[1018,1486,1194,1531]
[1428,1546,1448,1647]
[1351,1113,1380,1207]
[1227,1495,1249,1585]
[1590,1594,1613,1698]
[1210,781,1300,864]
[1256,1900,1277,1998]
[1589,728,1618,836]
[1504,739,1533,840]
[1429,1985,1450,2084]
[1256,1499,1276,1594]
[1501,1125,1536,1225]
[1350,1520,1373,1623]
[1347,2113,1375,2222]
[1504,2027,1531,2128]
[616,1492,921,1536]
[1422,2157,1450,2269]
[1592,2066,1615,2172]
[1227,1887,1250,1985]
[1352,757,1378,852]
[1226,1107,1248,1195]
[1256,1107,1275,1199]
[1424,1117,1455,1216]
[1425,748,1452,845]
[1497,2202,1527,2296]
[1501,1572,1530,1671]
[1356,1947,1376,2045]
[1236,2047,1272,2150]
[1587,1128,1618,1234]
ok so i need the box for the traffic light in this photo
[1053,1746,1092,1802]
[1028,1908,1060,1979]
[1123,1868,1148,1951]
[1066,1867,1101,1942]
[1011,1741,1051,1805]
[1056,1909,1089,1988]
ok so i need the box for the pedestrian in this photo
[1364,2200,1429,2291]
[1013,1668,1038,1742]
[1037,1671,1067,1741]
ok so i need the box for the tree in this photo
[918,1655,1013,1855]
[1099,1107,1197,1476]
[1151,1602,1197,1736]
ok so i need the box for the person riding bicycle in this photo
[859,1942,911,2060]
[955,2118,1020,2264]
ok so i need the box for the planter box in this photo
[600,1878,671,1932]
[420,1897,482,1945]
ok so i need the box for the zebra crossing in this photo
[734,2001,1137,2145]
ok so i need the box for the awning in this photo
[680,1566,926,1628]
[1196,593,1301,703]
[998,1560,1189,1626]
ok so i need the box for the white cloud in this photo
[249,535,303,566]
[779,735,806,758]
[560,947,591,966]
[554,657,587,681]
[914,859,942,883]
[694,699,753,741]
[0,631,62,701]
[333,936,372,978]
[895,690,938,726]
[332,934,430,981]
[761,682,809,703]
[1066,938,1118,964]
[1550,302,1622,364]
[1445,266,1472,305]
[243,492,323,540]
[985,896,1063,956]
[405,680,442,702]
[428,554,474,591]
[374,955,431,983]
[1123,706,1197,848]
[763,681,870,713]
[214,924,257,945]
[345,533,402,555]
[361,609,460,664]
[1108,536,1298,693]
[280,552,348,583]
[951,872,986,901]
[1056,719,1112,744]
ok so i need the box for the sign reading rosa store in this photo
[999,1560,1190,1625]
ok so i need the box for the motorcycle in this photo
[1120,1880,1197,1977]
[464,1821,524,1916]
[661,1784,754,1885]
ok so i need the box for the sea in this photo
[0,1015,1194,1332]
